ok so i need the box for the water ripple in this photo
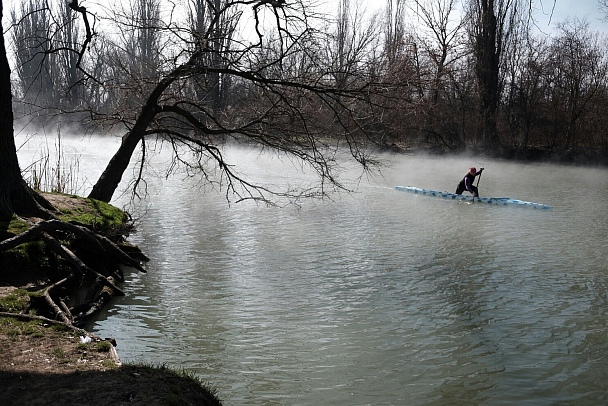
[89,155,608,406]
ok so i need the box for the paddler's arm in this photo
[465,176,474,193]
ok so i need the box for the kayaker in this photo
[455,167,484,197]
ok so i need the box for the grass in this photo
[0,317,45,338]
[22,128,83,195]
[0,289,30,313]
[96,340,112,352]
[122,362,222,405]
[1,216,30,235]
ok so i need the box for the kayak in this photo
[395,186,553,211]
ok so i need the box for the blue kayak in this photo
[395,186,553,210]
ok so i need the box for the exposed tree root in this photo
[40,231,125,296]
[0,218,147,327]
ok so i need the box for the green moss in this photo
[0,317,43,337]
[55,196,127,231]
[2,241,53,276]
[77,343,90,351]
[0,289,30,313]
[24,324,44,337]
[1,195,128,235]
[24,241,49,263]
[101,359,119,369]
[0,215,30,235]
[96,340,112,352]
[52,348,67,359]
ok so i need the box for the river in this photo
[17,134,608,405]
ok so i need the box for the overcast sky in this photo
[534,0,607,32]
[2,0,606,36]
[355,0,607,34]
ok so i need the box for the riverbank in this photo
[382,143,608,167]
[0,194,223,406]
[0,301,221,405]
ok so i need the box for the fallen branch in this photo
[1,214,145,334]
[42,276,73,325]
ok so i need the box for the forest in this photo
[8,0,608,178]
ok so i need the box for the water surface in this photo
[17,135,608,405]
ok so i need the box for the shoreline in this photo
[0,194,224,405]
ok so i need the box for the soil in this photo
[0,195,224,406]
[0,301,223,406]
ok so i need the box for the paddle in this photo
[475,167,484,198]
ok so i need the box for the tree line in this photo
[8,0,608,191]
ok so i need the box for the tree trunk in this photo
[87,76,172,202]
[474,0,500,150]
[87,120,147,203]
[88,49,203,202]
[0,2,50,218]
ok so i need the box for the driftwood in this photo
[42,276,73,325]
[0,218,147,326]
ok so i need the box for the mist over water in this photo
[17,135,608,405]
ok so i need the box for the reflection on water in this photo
[16,136,608,405]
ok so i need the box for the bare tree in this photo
[10,0,99,128]
[466,0,522,149]
[599,0,608,20]
[545,20,608,149]
[86,0,390,204]
[384,0,407,66]
[324,0,381,131]
[411,0,467,103]
[59,0,84,109]
[409,0,468,147]
[10,0,57,119]
[501,34,548,148]
[188,0,240,114]
[95,0,163,113]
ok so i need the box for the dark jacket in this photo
[460,172,477,194]
[456,169,482,195]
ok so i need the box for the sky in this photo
[2,0,606,32]
[533,0,607,32]
[357,0,607,34]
